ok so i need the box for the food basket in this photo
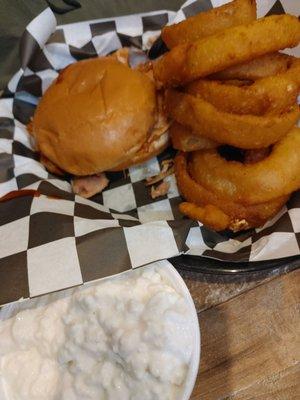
[0,0,300,307]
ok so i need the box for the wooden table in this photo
[178,265,300,399]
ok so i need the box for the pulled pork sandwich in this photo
[29,54,169,197]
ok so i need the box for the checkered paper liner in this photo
[0,0,300,306]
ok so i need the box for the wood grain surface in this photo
[181,268,300,399]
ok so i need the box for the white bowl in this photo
[0,260,200,400]
[157,260,200,400]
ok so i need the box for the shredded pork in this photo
[72,173,109,198]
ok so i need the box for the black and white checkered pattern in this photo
[0,0,299,306]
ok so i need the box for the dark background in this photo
[0,0,183,90]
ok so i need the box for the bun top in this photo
[32,57,157,175]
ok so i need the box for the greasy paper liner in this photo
[0,0,299,306]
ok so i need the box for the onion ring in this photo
[154,15,300,86]
[175,152,289,230]
[189,127,300,205]
[162,0,256,49]
[186,76,298,115]
[211,55,300,89]
[210,52,291,80]
[179,202,231,231]
[170,122,218,152]
[165,89,300,149]
[153,43,189,88]
[171,124,272,158]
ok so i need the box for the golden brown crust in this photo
[210,52,291,80]
[189,128,300,205]
[187,15,300,79]
[162,0,257,49]
[165,89,300,149]
[187,76,298,116]
[154,15,300,87]
[179,202,231,231]
[175,152,289,231]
